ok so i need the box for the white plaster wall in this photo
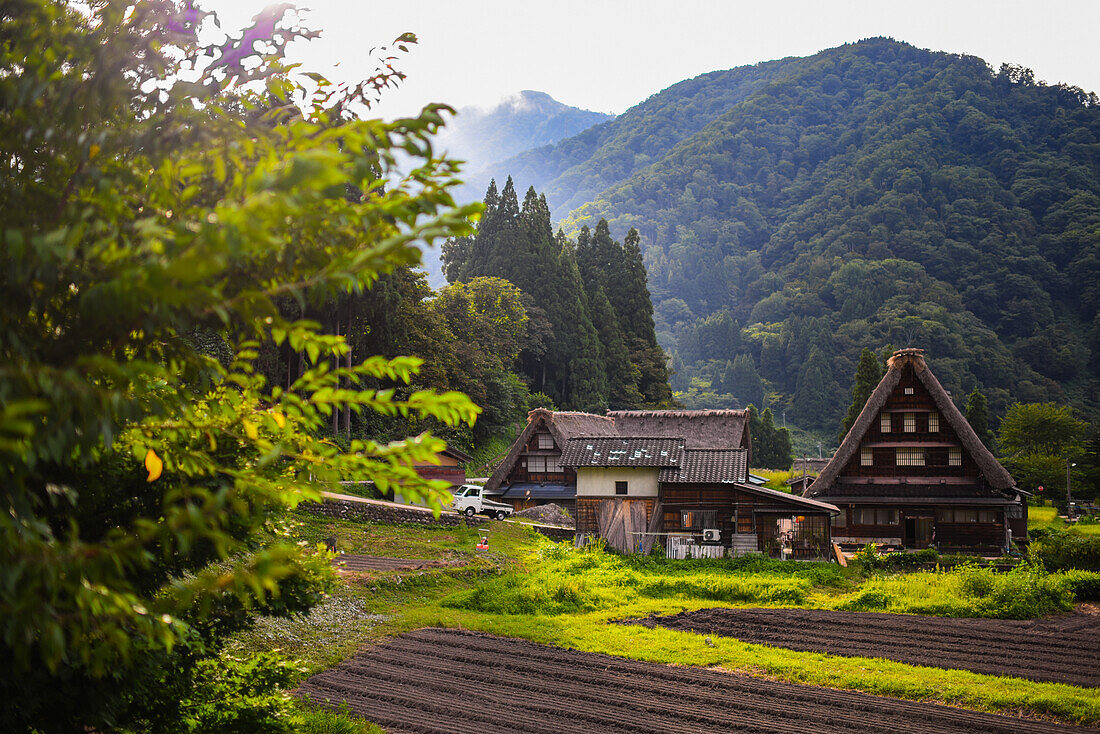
[576,467,659,497]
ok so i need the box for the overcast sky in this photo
[205,0,1100,119]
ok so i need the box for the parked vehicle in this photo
[451,484,513,520]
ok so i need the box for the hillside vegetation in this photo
[489,38,1100,431]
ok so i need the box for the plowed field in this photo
[629,607,1100,687]
[332,555,463,572]
[296,628,1087,733]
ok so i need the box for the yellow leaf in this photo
[144,449,163,482]
[89,144,100,160]
[271,412,285,428]
[242,419,258,440]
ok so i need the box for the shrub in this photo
[639,575,810,605]
[1030,532,1100,571]
[838,563,1074,619]
[839,587,891,611]
[1063,570,1100,601]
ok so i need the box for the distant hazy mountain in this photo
[441,90,613,191]
[422,91,613,285]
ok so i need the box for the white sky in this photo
[204,0,1100,119]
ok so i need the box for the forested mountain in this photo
[443,179,672,412]
[493,37,1100,433]
[492,57,811,214]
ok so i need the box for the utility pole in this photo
[1067,460,1076,518]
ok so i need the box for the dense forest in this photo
[482,38,1100,435]
[442,179,672,415]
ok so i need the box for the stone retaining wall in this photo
[302,498,483,528]
[530,525,576,542]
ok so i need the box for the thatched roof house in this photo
[807,348,1026,553]
[484,408,751,516]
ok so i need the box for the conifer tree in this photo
[791,346,840,427]
[965,388,993,448]
[839,348,884,442]
[618,227,672,406]
[727,353,765,409]
[556,241,610,410]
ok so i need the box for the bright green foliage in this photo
[0,2,479,730]
[839,348,884,442]
[441,541,813,615]
[1029,532,1100,572]
[998,402,1089,505]
[837,562,1074,619]
[965,389,993,448]
[999,402,1089,457]
[430,277,531,436]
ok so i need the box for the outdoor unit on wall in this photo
[702,528,721,542]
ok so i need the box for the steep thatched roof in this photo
[809,349,1016,497]
[485,408,753,491]
[608,409,751,450]
[484,408,617,491]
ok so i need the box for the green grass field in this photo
[1029,504,1100,535]
[240,512,1100,728]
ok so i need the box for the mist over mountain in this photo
[482,38,1100,434]
[421,91,612,286]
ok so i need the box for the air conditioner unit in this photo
[702,528,721,543]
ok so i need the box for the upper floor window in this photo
[928,412,939,433]
[615,481,628,495]
[537,432,554,450]
[528,455,562,473]
[880,413,891,433]
[860,447,873,466]
[896,447,925,466]
[903,413,916,433]
[904,387,914,395]
[949,447,962,467]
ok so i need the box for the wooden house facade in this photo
[484,409,619,515]
[412,445,471,488]
[806,348,1028,554]
[484,408,753,518]
[563,437,839,559]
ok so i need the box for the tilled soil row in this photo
[626,607,1100,687]
[332,555,460,572]
[296,628,1088,734]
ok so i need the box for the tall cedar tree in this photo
[791,346,840,427]
[839,348,885,442]
[575,224,643,408]
[447,181,676,411]
[965,389,993,448]
[576,221,672,407]
[747,405,793,469]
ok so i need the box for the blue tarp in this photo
[499,482,575,500]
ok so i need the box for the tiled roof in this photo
[560,437,684,468]
[608,409,749,449]
[659,449,748,483]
